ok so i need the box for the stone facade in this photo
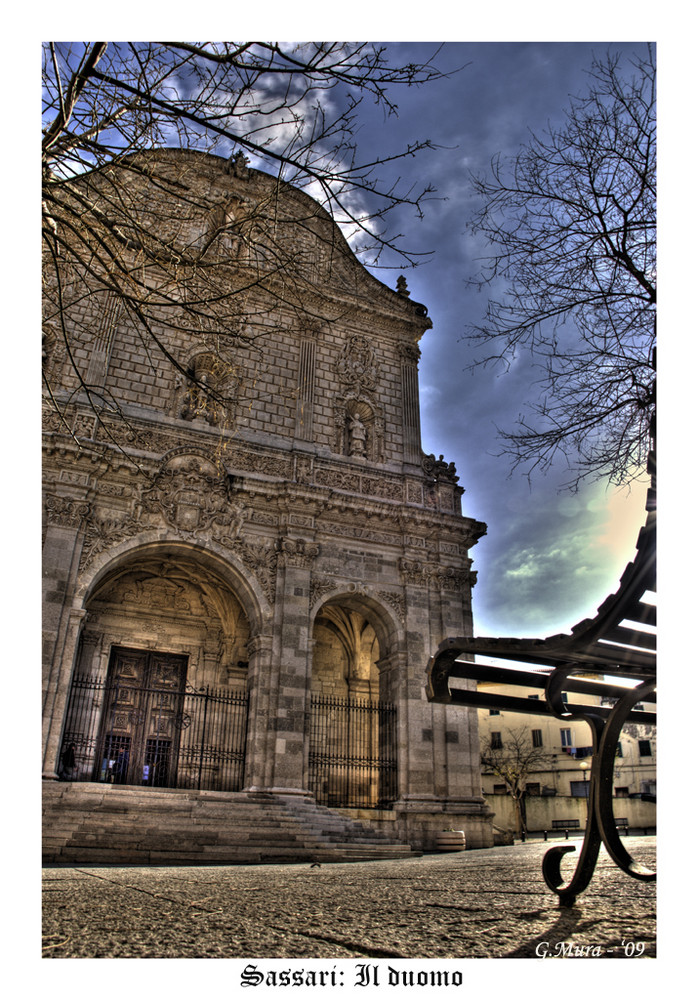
[42,149,493,851]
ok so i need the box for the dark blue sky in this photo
[350,41,653,637]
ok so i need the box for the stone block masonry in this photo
[42,148,491,858]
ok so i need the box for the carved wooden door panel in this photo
[95,647,188,787]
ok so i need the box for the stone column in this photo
[42,494,91,778]
[393,558,494,848]
[395,559,438,803]
[248,538,320,794]
[243,632,275,790]
[43,607,86,779]
[400,343,422,465]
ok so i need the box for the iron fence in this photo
[307,694,397,809]
[58,673,249,792]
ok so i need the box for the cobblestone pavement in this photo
[41,837,656,960]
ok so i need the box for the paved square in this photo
[42,837,656,959]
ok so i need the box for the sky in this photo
[341,40,654,638]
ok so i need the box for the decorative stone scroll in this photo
[276,537,321,569]
[44,495,91,529]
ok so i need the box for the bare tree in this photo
[42,42,451,442]
[481,726,555,836]
[467,45,656,488]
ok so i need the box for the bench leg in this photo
[542,678,656,906]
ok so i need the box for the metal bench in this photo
[426,455,656,906]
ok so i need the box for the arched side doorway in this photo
[307,595,399,809]
[59,547,253,792]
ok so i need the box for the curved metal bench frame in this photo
[426,468,656,906]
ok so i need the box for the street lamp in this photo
[579,760,590,797]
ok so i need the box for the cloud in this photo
[353,42,653,642]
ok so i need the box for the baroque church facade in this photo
[42,149,494,859]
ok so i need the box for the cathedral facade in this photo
[42,149,493,857]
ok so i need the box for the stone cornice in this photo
[45,437,486,550]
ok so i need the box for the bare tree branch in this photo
[466,45,656,488]
[42,42,454,449]
[481,726,555,835]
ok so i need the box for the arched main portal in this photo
[307,593,399,809]
[60,546,254,792]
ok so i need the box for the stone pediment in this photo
[88,148,431,334]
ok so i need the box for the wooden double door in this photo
[96,646,188,787]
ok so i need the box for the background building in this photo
[42,150,494,862]
[477,678,656,838]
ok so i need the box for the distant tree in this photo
[42,42,449,439]
[481,726,555,836]
[468,45,656,488]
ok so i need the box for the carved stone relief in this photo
[398,557,477,591]
[335,335,377,394]
[45,495,91,529]
[378,591,407,624]
[398,342,421,365]
[138,452,246,542]
[276,537,321,569]
[176,351,242,427]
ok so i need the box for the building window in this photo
[493,784,507,795]
[560,728,573,748]
[532,729,543,747]
[615,787,630,797]
[525,782,541,796]
[639,739,653,757]
[570,780,590,798]
[489,709,500,716]
[527,694,540,700]
[490,732,502,749]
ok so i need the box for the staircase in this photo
[42,783,419,865]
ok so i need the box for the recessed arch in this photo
[309,587,402,661]
[76,533,271,638]
[333,394,385,462]
[307,588,402,809]
[62,535,263,793]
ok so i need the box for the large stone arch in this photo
[307,588,404,809]
[310,587,402,654]
[78,547,251,687]
[75,533,272,638]
[46,534,274,785]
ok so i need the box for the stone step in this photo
[43,784,419,864]
[53,805,404,843]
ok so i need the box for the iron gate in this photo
[307,694,397,809]
[58,673,249,792]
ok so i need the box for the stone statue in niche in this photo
[179,353,237,427]
[348,412,367,458]
[181,370,219,425]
